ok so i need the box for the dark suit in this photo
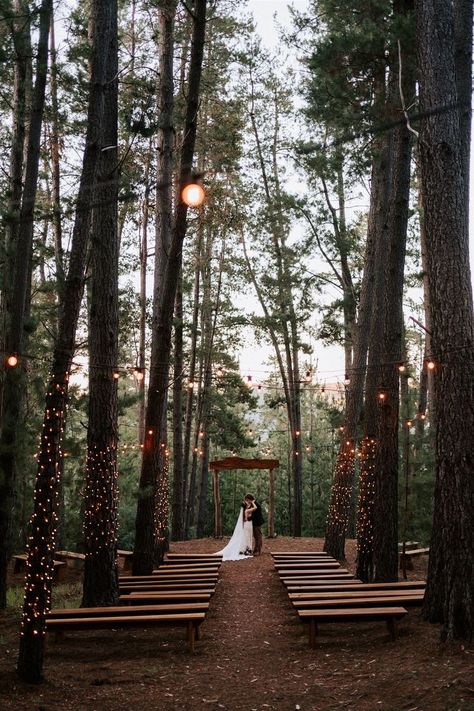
[252,501,264,554]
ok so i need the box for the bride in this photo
[215,499,257,561]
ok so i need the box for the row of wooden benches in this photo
[45,552,222,653]
[272,551,426,648]
[12,549,135,578]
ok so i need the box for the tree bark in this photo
[0,0,52,611]
[373,1,415,581]
[82,0,119,608]
[356,104,394,582]
[133,0,207,575]
[17,0,115,682]
[171,270,184,540]
[416,0,474,641]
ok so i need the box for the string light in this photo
[426,360,436,371]
[133,367,144,381]
[356,436,377,580]
[181,182,205,207]
[113,371,120,380]
[326,439,356,537]
[378,391,386,402]
[398,363,406,373]
[6,354,19,367]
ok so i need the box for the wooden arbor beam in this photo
[209,457,279,539]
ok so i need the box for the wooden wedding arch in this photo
[209,456,279,538]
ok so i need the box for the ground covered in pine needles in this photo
[1,537,473,711]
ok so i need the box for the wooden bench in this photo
[120,573,218,583]
[292,593,424,609]
[287,581,424,593]
[272,551,329,558]
[55,551,86,568]
[119,583,216,594]
[281,573,355,583]
[47,602,209,618]
[120,591,212,604]
[298,607,408,648]
[275,563,341,571]
[152,565,219,576]
[399,547,430,570]
[289,587,425,601]
[119,573,218,582]
[166,553,222,558]
[398,541,420,551]
[117,549,134,570]
[12,554,66,581]
[45,612,205,652]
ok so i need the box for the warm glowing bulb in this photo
[181,183,205,207]
[378,392,386,401]
[113,371,120,380]
[7,354,18,367]
[398,364,406,373]
[187,381,194,389]
[427,360,435,371]
[134,368,144,381]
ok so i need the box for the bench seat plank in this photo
[292,594,423,608]
[287,581,425,593]
[120,592,212,603]
[47,602,209,617]
[289,588,424,600]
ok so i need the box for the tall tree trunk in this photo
[356,107,394,582]
[416,0,474,641]
[133,0,176,574]
[373,2,415,581]
[0,0,51,611]
[138,148,152,444]
[133,0,207,575]
[324,188,377,558]
[183,222,202,538]
[171,270,184,540]
[48,8,64,292]
[17,0,115,682]
[82,0,119,608]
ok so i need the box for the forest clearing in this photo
[1,537,473,711]
[0,0,473,704]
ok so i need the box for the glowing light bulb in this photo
[181,183,205,207]
[6,354,18,367]
[134,368,144,381]
[427,360,435,371]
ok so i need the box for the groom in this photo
[245,493,264,555]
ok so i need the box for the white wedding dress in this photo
[214,508,252,561]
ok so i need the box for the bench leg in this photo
[386,619,398,641]
[195,623,201,641]
[309,619,318,649]
[187,622,196,653]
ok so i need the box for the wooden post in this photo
[268,466,275,537]
[213,470,222,538]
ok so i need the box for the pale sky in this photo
[241,0,474,386]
